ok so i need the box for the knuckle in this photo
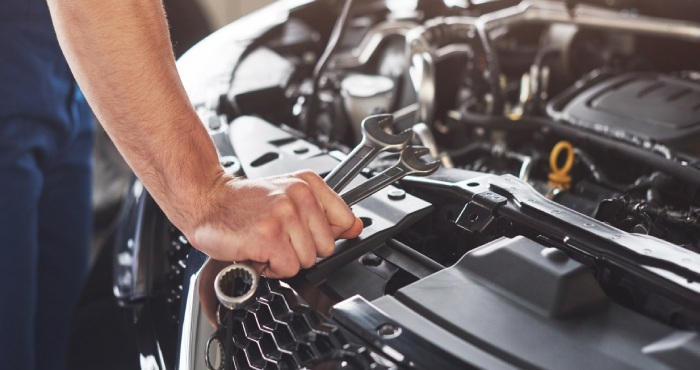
[273,197,296,218]
[301,170,323,184]
[287,179,312,198]
[296,169,316,178]
[295,170,326,191]
[255,217,280,237]
[297,190,320,210]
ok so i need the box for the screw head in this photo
[360,253,382,267]
[377,324,402,339]
[388,189,406,200]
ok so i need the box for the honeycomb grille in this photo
[166,226,191,324]
[213,279,395,369]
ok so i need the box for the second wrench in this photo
[324,114,413,192]
[341,146,440,206]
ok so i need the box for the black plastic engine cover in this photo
[559,72,700,155]
[374,236,700,370]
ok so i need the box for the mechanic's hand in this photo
[189,170,363,279]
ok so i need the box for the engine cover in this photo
[558,72,700,155]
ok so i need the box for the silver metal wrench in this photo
[341,146,440,206]
[324,114,413,192]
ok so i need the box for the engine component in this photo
[340,74,395,142]
[407,0,700,121]
[376,236,699,369]
[331,20,419,69]
[548,140,575,190]
[554,72,700,155]
[227,47,295,116]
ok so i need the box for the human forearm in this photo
[47,0,363,277]
[47,0,221,234]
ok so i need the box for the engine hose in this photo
[573,148,627,191]
[546,122,700,186]
[446,141,493,160]
[528,47,561,113]
[454,111,700,187]
[475,25,505,115]
[304,0,354,138]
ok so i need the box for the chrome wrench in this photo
[340,146,440,206]
[324,114,413,192]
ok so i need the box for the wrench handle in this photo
[341,166,407,206]
[324,144,378,192]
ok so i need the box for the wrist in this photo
[168,164,233,239]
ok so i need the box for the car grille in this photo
[214,278,395,369]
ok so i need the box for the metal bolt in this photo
[377,324,402,339]
[360,253,382,267]
[388,189,406,200]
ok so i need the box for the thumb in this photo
[337,217,363,239]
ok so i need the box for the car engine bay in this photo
[112,0,700,368]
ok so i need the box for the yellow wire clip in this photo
[548,141,574,190]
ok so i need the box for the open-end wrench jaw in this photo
[361,114,413,150]
[341,146,440,206]
[400,147,440,175]
[325,114,413,192]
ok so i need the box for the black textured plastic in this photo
[215,279,395,370]
[166,226,192,324]
[558,72,700,155]
[389,236,697,369]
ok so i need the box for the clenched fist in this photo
[187,170,363,278]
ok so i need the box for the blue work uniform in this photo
[0,0,94,369]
